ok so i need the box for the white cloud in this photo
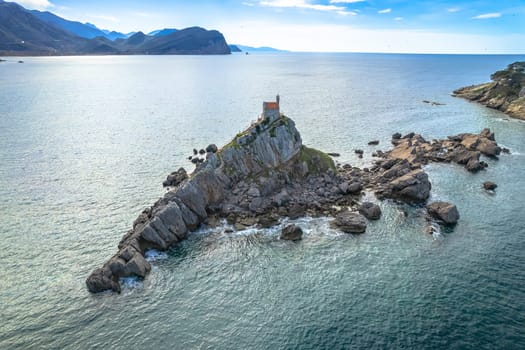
[337,10,357,16]
[447,7,460,13]
[220,21,525,54]
[329,0,365,3]
[378,8,391,14]
[394,17,403,21]
[15,0,53,10]
[259,0,344,12]
[472,12,501,19]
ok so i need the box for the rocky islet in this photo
[86,100,506,293]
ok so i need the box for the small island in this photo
[454,61,525,120]
[86,96,504,293]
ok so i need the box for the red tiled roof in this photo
[264,102,279,109]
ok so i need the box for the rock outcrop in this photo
[378,129,500,172]
[453,61,525,120]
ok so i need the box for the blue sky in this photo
[15,0,525,53]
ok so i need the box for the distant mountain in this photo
[0,1,231,55]
[0,0,84,54]
[148,28,178,37]
[103,30,134,41]
[229,44,241,52]
[30,10,107,39]
[30,9,133,40]
[136,27,230,54]
[232,45,287,52]
[121,31,150,46]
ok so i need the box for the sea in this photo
[0,53,524,349]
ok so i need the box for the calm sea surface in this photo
[1,53,524,349]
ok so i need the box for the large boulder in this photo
[426,201,460,224]
[477,138,501,157]
[358,202,382,220]
[280,224,303,241]
[332,211,367,234]
[389,169,431,202]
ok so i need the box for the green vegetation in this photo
[297,146,336,174]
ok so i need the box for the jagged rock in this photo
[332,211,367,233]
[483,181,497,191]
[392,132,402,140]
[162,167,188,187]
[206,144,218,153]
[199,149,206,155]
[327,152,340,157]
[358,202,381,220]
[368,140,380,145]
[354,149,364,155]
[426,201,460,224]
[280,224,303,241]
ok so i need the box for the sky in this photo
[14,0,525,53]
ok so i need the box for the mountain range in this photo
[230,45,288,53]
[0,0,230,55]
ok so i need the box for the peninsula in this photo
[86,97,504,293]
[454,61,525,120]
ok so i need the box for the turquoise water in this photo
[0,53,524,349]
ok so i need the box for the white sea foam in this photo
[120,276,141,289]
[145,249,168,261]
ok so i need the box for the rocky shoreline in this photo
[86,105,504,293]
[454,61,525,120]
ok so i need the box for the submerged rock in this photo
[483,181,497,191]
[426,201,460,224]
[280,224,303,241]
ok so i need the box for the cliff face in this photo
[453,61,525,120]
[86,114,332,293]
